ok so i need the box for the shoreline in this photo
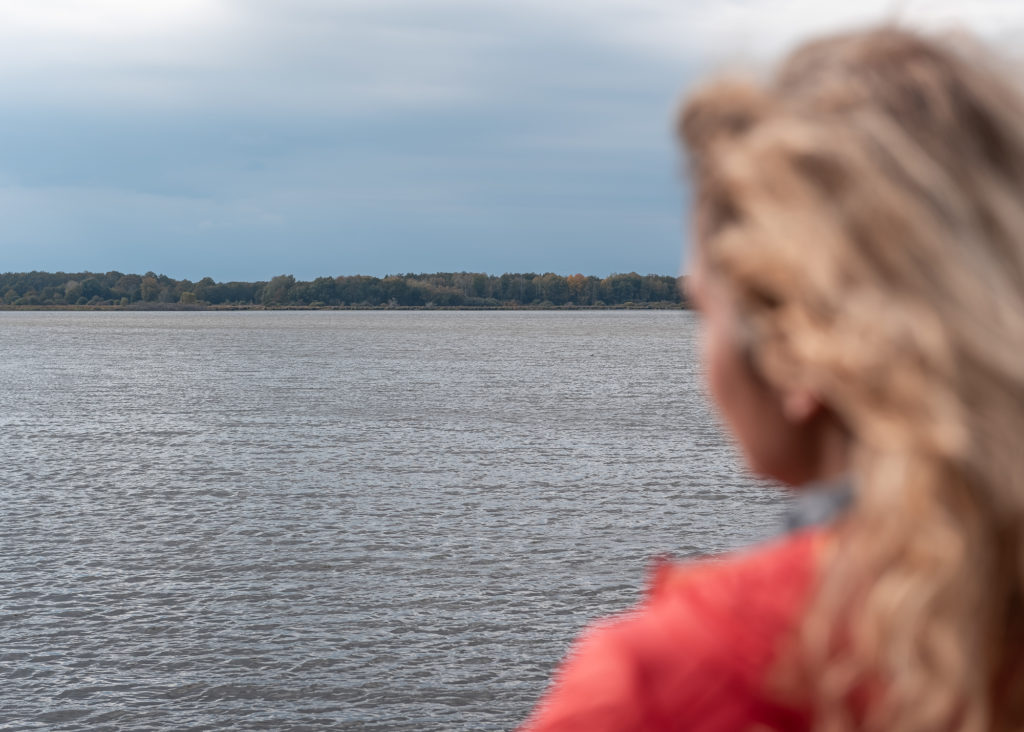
[0,302,689,312]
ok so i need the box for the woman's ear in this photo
[781,388,821,424]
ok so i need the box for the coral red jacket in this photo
[518,530,823,732]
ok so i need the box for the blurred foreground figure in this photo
[520,27,1024,732]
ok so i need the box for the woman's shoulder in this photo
[519,530,825,732]
[646,527,824,627]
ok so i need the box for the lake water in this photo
[0,310,786,731]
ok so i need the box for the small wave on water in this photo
[0,311,786,730]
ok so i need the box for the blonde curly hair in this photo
[680,27,1024,732]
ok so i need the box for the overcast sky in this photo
[1,1,1022,281]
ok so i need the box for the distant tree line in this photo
[0,270,688,308]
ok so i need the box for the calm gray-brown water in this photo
[0,310,786,731]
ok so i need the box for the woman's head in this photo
[680,27,1024,731]
[683,26,1024,468]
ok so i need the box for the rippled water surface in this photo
[0,310,786,731]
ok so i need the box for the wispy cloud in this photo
[2,1,1022,111]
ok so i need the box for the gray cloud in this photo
[1,1,1021,280]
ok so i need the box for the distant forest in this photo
[0,271,688,309]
